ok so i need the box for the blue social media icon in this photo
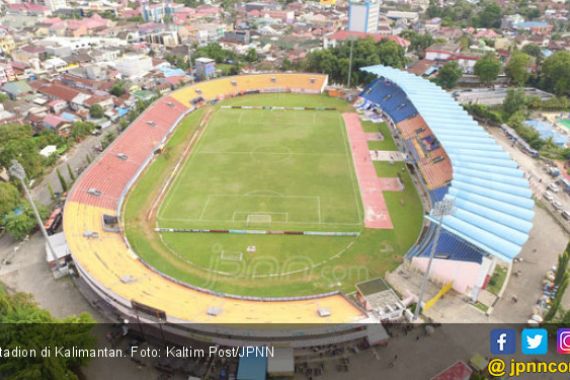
[522,328,548,355]
[490,329,516,355]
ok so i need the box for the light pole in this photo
[9,160,57,262]
[347,37,355,88]
[413,198,455,321]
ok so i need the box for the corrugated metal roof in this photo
[361,65,535,262]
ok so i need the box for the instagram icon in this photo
[557,329,570,354]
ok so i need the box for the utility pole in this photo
[347,37,355,88]
[413,198,454,321]
[9,160,57,262]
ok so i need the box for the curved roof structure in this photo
[361,65,535,262]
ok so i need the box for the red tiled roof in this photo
[38,84,81,102]
[328,31,410,48]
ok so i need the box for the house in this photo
[425,43,461,61]
[195,57,216,80]
[1,80,33,99]
[37,83,81,106]
[0,63,16,85]
[324,30,410,50]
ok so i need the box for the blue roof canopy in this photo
[361,65,535,262]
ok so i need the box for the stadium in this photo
[63,68,534,345]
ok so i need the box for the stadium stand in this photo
[64,73,372,330]
[361,65,534,263]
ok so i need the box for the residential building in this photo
[195,57,216,80]
[348,0,381,33]
[45,0,67,12]
[0,64,16,84]
[0,32,16,55]
[115,54,153,79]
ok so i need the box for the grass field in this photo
[124,93,424,297]
[157,99,363,231]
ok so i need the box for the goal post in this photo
[246,214,272,227]
[220,251,243,262]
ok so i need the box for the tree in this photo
[89,104,104,119]
[0,93,8,103]
[377,40,407,69]
[109,81,126,97]
[506,51,531,86]
[66,163,76,181]
[522,44,543,60]
[474,53,501,85]
[0,124,43,179]
[47,183,56,202]
[0,182,21,218]
[4,203,48,240]
[56,168,68,192]
[475,1,502,28]
[0,285,96,379]
[541,51,570,96]
[436,61,463,89]
[244,48,258,63]
[503,88,527,117]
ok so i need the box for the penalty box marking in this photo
[200,194,322,223]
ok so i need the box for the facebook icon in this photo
[490,329,516,355]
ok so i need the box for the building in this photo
[0,31,16,55]
[348,0,381,33]
[195,57,215,80]
[0,63,16,84]
[115,54,153,79]
[44,0,67,11]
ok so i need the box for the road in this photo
[30,125,118,206]
[486,125,570,221]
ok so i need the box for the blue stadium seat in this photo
[417,230,484,264]
[360,78,418,123]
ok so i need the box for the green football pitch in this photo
[124,93,424,297]
[157,99,363,231]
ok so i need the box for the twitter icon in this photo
[522,328,548,355]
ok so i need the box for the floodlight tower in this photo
[9,160,57,262]
[413,198,455,321]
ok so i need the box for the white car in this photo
[552,200,563,211]
[543,191,554,202]
[562,210,570,221]
[548,183,560,193]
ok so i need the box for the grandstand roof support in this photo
[414,199,454,321]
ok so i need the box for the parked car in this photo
[562,210,570,221]
[552,200,563,211]
[543,191,554,202]
[548,183,560,193]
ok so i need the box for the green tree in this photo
[475,1,502,28]
[56,168,68,192]
[0,124,43,179]
[541,51,570,96]
[474,53,501,85]
[0,93,8,103]
[89,104,104,119]
[503,88,528,117]
[0,182,21,218]
[4,203,48,240]
[244,48,258,63]
[109,81,126,97]
[47,183,56,202]
[436,61,463,89]
[522,44,543,60]
[506,51,531,86]
[66,163,76,181]
[70,122,95,141]
[0,285,96,379]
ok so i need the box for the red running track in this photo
[343,113,393,229]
